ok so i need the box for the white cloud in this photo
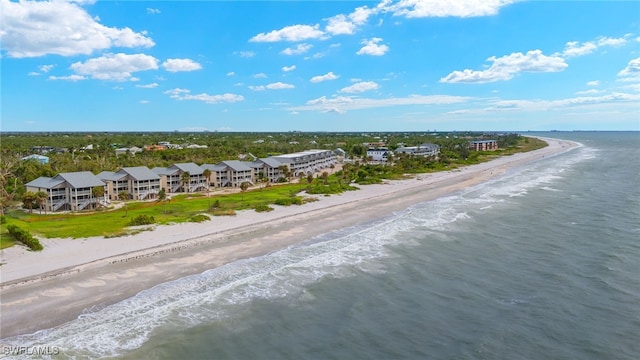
[70,53,159,81]
[281,43,313,55]
[253,73,268,78]
[357,38,389,56]
[290,94,469,113]
[561,36,628,58]
[576,89,605,95]
[282,65,296,72]
[310,71,339,83]
[146,8,160,14]
[139,100,150,104]
[235,51,255,58]
[250,24,326,42]
[266,82,295,90]
[587,80,600,86]
[325,14,357,35]
[440,50,567,83]
[339,81,380,93]
[136,82,158,89]
[617,57,640,78]
[386,0,515,18]
[0,0,154,58]
[227,71,235,76]
[162,58,202,72]
[164,88,244,104]
[39,64,54,73]
[48,74,86,82]
[249,85,265,91]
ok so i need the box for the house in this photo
[98,166,161,200]
[394,143,440,158]
[271,149,337,177]
[469,140,498,151]
[209,160,254,188]
[21,154,49,164]
[153,162,207,193]
[366,147,393,162]
[25,171,107,212]
[251,157,285,183]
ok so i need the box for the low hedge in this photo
[6,224,43,251]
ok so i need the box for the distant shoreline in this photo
[0,137,578,340]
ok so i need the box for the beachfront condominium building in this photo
[152,163,207,193]
[98,166,161,200]
[469,140,499,151]
[25,171,107,212]
[394,143,440,158]
[203,160,254,188]
[271,150,337,177]
[250,157,285,183]
[366,147,393,162]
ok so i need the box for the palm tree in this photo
[321,171,329,185]
[91,186,104,210]
[240,181,250,201]
[35,191,48,214]
[181,171,191,193]
[157,188,168,214]
[22,191,36,213]
[118,190,129,217]
[202,168,211,208]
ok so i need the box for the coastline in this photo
[0,137,578,339]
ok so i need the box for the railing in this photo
[52,201,67,211]
[76,199,91,210]
[172,183,182,192]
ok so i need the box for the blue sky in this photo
[1,0,639,132]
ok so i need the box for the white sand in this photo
[0,137,577,338]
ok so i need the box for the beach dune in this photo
[0,137,576,339]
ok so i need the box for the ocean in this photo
[4,132,639,359]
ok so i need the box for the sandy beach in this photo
[0,137,577,339]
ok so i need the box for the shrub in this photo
[255,204,274,213]
[211,209,236,216]
[189,214,210,223]
[0,216,6,224]
[6,224,43,251]
[127,214,156,226]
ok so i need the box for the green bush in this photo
[189,214,210,223]
[127,214,156,226]
[0,216,6,224]
[6,224,43,251]
[255,204,274,212]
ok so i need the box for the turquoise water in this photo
[5,132,639,359]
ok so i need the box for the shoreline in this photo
[0,137,578,339]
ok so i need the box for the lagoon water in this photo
[7,132,640,359]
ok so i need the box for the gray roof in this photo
[201,164,227,172]
[56,171,105,189]
[170,162,204,175]
[25,177,65,189]
[219,160,252,172]
[257,157,283,168]
[152,167,178,176]
[118,167,160,181]
[97,171,126,181]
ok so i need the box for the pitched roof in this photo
[201,164,227,172]
[25,176,65,189]
[257,157,282,168]
[118,166,160,181]
[56,171,105,188]
[170,162,204,175]
[97,171,126,181]
[219,160,252,172]
[152,167,178,176]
